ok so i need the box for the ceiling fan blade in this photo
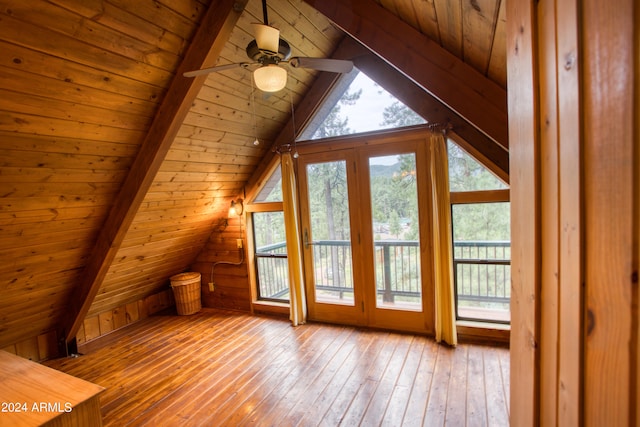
[289,57,354,74]
[183,63,252,78]
[252,23,280,54]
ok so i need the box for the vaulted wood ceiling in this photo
[0,0,507,351]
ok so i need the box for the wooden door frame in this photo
[297,148,367,326]
[296,128,435,334]
[355,139,433,334]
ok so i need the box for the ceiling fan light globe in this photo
[253,65,287,92]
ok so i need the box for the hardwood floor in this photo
[45,309,510,426]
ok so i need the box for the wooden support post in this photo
[582,0,635,423]
[508,0,638,424]
[506,1,539,425]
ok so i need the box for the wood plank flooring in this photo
[45,309,510,426]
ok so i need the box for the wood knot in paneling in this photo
[586,308,595,336]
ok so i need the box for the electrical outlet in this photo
[208,282,215,292]
[236,239,243,249]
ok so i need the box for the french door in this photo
[298,149,365,324]
[298,135,433,333]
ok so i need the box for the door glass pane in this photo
[253,212,289,302]
[306,160,354,305]
[452,202,511,323]
[369,154,422,310]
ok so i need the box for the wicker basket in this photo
[170,272,202,315]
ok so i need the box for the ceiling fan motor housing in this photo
[246,38,292,63]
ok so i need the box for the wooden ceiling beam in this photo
[62,0,249,344]
[302,0,509,150]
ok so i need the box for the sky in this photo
[339,71,397,133]
[337,71,412,166]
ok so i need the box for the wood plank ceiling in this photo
[0,0,506,351]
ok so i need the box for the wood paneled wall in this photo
[507,0,639,424]
[0,0,342,353]
[0,0,208,349]
[1,330,58,362]
[191,216,251,312]
[83,0,342,323]
[77,288,174,348]
[1,288,174,361]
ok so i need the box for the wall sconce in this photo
[229,199,243,217]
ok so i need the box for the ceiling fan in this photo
[183,0,354,92]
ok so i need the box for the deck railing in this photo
[453,241,511,307]
[255,242,289,299]
[255,240,511,315]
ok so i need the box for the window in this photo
[448,141,508,192]
[449,141,511,324]
[249,164,288,303]
[253,166,282,202]
[253,211,289,302]
[451,202,511,323]
[248,66,511,328]
[297,69,426,140]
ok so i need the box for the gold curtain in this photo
[430,132,458,346]
[281,152,307,326]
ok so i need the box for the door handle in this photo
[304,229,315,249]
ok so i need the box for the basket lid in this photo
[170,272,201,281]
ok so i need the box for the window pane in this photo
[253,212,289,302]
[369,154,422,310]
[298,69,426,140]
[253,166,283,202]
[452,202,511,323]
[305,160,354,304]
[448,140,508,191]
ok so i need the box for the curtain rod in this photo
[272,143,294,154]
[426,122,453,134]
[272,122,453,154]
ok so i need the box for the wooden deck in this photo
[45,309,510,426]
